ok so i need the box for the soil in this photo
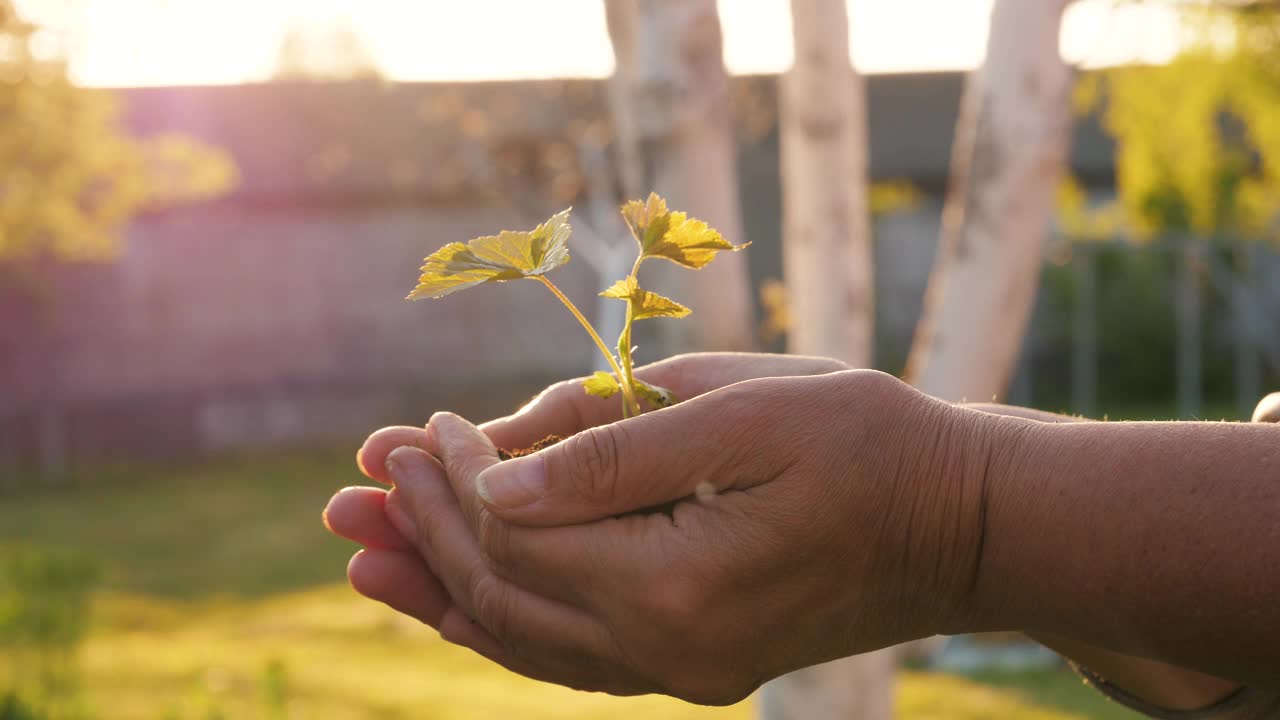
[497,434,564,461]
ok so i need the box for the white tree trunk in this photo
[904,0,1073,402]
[758,650,897,720]
[760,2,890,718]
[607,0,756,354]
[779,0,873,367]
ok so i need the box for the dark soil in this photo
[497,434,564,461]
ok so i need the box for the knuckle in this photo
[476,511,513,574]
[564,425,625,505]
[469,570,512,641]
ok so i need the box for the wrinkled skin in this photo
[323,353,1280,703]
[325,353,997,703]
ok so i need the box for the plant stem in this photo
[534,275,641,416]
[617,256,646,409]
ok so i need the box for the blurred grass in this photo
[0,450,1140,718]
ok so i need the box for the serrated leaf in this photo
[582,371,621,399]
[599,276,691,320]
[645,212,747,269]
[620,193,670,251]
[618,193,747,269]
[634,379,676,408]
[407,209,572,300]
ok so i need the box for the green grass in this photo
[0,451,1140,719]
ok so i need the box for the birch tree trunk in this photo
[778,0,873,366]
[605,0,756,354]
[904,0,1074,402]
[758,1,891,717]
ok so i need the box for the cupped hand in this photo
[332,367,1002,703]
[351,352,850,483]
[324,352,848,678]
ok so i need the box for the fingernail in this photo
[476,455,545,509]
[385,448,423,496]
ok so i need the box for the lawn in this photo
[0,449,1140,719]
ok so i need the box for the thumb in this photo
[1253,392,1280,424]
[474,384,772,527]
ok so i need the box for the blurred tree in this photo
[777,0,873,367]
[273,18,381,82]
[757,2,891,718]
[603,0,755,353]
[0,0,235,481]
[1072,1,1280,417]
[904,0,1074,403]
[0,0,236,274]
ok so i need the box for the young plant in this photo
[407,193,747,419]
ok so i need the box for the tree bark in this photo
[779,0,873,366]
[903,0,1074,402]
[758,1,891,718]
[605,0,756,354]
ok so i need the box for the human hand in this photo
[324,352,850,690]
[353,352,852,481]
[1254,392,1280,423]
[331,368,1002,703]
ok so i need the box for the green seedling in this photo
[407,193,748,419]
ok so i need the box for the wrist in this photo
[935,404,1046,636]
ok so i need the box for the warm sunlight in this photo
[18,0,1183,87]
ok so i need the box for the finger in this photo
[479,510,669,611]
[382,446,621,673]
[399,419,657,609]
[473,379,780,526]
[436,607,638,694]
[1253,392,1280,423]
[323,486,415,551]
[357,426,432,484]
[428,412,504,531]
[480,352,847,452]
[346,548,450,628]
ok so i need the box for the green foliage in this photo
[0,547,99,720]
[0,452,1134,718]
[600,277,690,321]
[1077,4,1280,241]
[407,209,572,299]
[0,0,236,270]
[408,193,746,418]
[582,371,622,400]
[620,194,746,269]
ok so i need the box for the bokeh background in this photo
[1,1,1276,718]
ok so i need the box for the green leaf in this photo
[407,209,572,300]
[599,276,691,321]
[620,193,671,251]
[634,379,676,408]
[619,193,747,269]
[646,212,747,269]
[582,371,621,399]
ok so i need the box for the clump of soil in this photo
[497,434,563,461]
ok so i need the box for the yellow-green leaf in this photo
[620,192,670,251]
[599,276,691,320]
[634,379,676,408]
[582,371,621,399]
[407,209,572,300]
[646,212,747,269]
[618,193,747,269]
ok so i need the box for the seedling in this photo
[407,193,748,419]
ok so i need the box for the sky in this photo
[16,0,1186,87]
